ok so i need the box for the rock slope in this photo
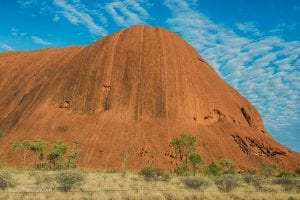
[0,25,299,170]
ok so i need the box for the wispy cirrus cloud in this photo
[53,0,107,36]
[0,43,13,51]
[18,0,38,8]
[164,0,300,149]
[235,22,262,36]
[105,0,150,26]
[31,36,52,46]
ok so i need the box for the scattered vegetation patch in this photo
[139,166,170,181]
[205,162,222,176]
[0,170,14,190]
[214,175,241,192]
[174,164,189,176]
[276,169,293,178]
[55,170,85,191]
[182,177,210,190]
[243,174,265,190]
[260,163,277,177]
[295,167,300,177]
[34,172,54,185]
[272,177,298,192]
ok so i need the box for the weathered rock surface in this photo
[0,25,299,170]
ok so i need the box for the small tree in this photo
[219,159,236,175]
[48,142,68,169]
[189,152,202,176]
[28,140,48,167]
[205,162,222,176]
[67,150,80,169]
[11,140,30,167]
[171,133,197,174]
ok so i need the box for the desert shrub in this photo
[189,152,202,176]
[205,163,222,176]
[34,173,54,185]
[0,169,14,190]
[139,166,170,181]
[219,159,236,175]
[247,168,258,175]
[174,164,189,176]
[214,175,241,192]
[182,177,210,190]
[260,163,277,177]
[272,177,298,192]
[295,168,300,177]
[106,168,119,173]
[276,169,293,178]
[48,141,68,170]
[55,170,85,191]
[243,175,264,190]
[139,166,171,181]
[171,133,197,170]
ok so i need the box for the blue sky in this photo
[0,0,299,151]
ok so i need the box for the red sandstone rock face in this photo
[0,25,299,170]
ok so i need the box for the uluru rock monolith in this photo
[0,25,299,170]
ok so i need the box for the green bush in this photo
[295,168,300,177]
[214,175,241,192]
[174,164,189,176]
[0,170,14,190]
[219,159,236,175]
[48,141,68,170]
[139,166,170,181]
[260,163,277,177]
[205,163,222,176]
[276,169,293,178]
[182,177,210,190]
[55,170,85,191]
[189,152,202,176]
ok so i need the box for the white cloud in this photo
[164,0,300,133]
[105,0,150,26]
[0,43,13,51]
[31,36,53,46]
[235,22,262,36]
[18,0,38,8]
[53,0,107,36]
[11,27,27,37]
[53,14,61,22]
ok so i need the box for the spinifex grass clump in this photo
[214,175,241,192]
[243,174,265,191]
[0,169,14,190]
[55,170,85,191]
[139,166,170,181]
[182,177,210,190]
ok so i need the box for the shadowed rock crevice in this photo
[232,134,287,157]
[240,107,252,126]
